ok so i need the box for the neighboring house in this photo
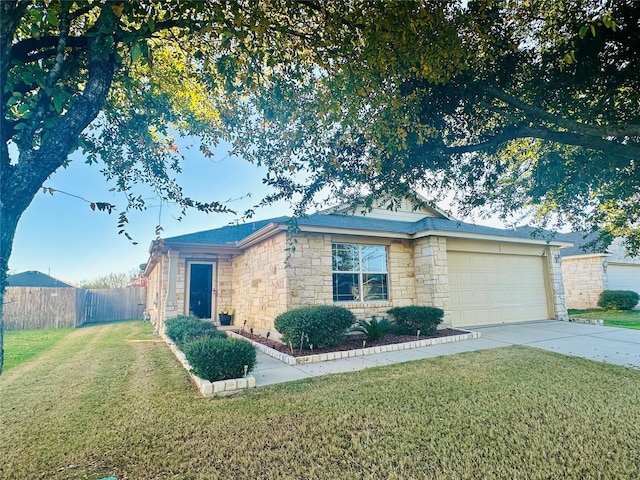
[7,270,75,288]
[559,233,640,309]
[143,196,571,336]
[5,271,79,330]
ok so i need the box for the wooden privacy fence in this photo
[82,287,146,324]
[3,286,146,331]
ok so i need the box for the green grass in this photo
[3,327,74,370]
[569,308,640,330]
[2,321,640,479]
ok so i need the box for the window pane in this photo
[363,274,389,301]
[361,246,387,272]
[332,244,359,272]
[333,273,359,301]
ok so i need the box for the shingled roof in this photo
[163,213,571,247]
[7,271,74,288]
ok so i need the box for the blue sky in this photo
[9,144,294,284]
[9,141,509,285]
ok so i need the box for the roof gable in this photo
[325,193,451,221]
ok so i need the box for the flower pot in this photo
[219,313,233,326]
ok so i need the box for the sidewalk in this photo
[250,321,640,387]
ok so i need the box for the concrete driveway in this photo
[252,321,640,387]
[473,320,640,370]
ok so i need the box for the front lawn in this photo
[569,308,640,330]
[2,321,640,479]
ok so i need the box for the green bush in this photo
[184,337,257,382]
[350,316,398,341]
[165,315,220,348]
[597,290,640,311]
[274,305,356,349]
[387,306,444,336]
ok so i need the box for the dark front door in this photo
[189,263,213,318]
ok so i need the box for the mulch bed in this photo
[237,328,469,357]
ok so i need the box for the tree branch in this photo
[438,125,640,161]
[10,35,89,64]
[482,85,640,138]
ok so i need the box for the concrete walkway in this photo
[251,321,640,387]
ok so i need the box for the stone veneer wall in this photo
[285,233,420,322]
[147,250,235,333]
[172,252,234,324]
[145,253,164,330]
[414,236,451,326]
[286,233,334,310]
[545,246,569,320]
[561,255,607,309]
[232,233,288,333]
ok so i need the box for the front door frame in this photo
[185,260,217,319]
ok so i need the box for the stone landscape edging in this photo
[229,329,480,365]
[161,333,256,398]
[569,317,604,326]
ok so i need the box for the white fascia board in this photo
[236,223,288,249]
[562,253,608,260]
[412,229,574,247]
[295,224,412,239]
[162,241,241,255]
[296,224,572,246]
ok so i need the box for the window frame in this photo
[332,243,389,303]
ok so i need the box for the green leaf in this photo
[45,9,60,28]
[131,41,142,63]
[52,89,65,113]
[579,25,588,38]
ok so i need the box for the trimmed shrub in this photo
[165,315,219,348]
[184,337,257,382]
[387,306,444,336]
[274,305,356,349]
[597,290,639,311]
[350,316,398,341]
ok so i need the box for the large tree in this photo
[235,0,639,246]
[0,0,317,372]
[2,0,638,372]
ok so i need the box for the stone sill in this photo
[161,333,256,398]
[229,329,480,366]
[335,301,393,309]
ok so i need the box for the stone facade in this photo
[545,246,569,320]
[283,234,419,323]
[414,236,451,325]
[286,233,333,309]
[561,254,607,310]
[146,227,569,334]
[232,233,288,333]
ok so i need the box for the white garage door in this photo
[608,264,640,294]
[448,251,550,327]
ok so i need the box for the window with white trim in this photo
[332,243,389,302]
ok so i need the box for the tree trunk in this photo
[0,200,21,374]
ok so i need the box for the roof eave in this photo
[413,229,573,247]
[236,222,288,248]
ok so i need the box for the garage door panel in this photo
[448,251,550,327]
[608,264,640,294]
